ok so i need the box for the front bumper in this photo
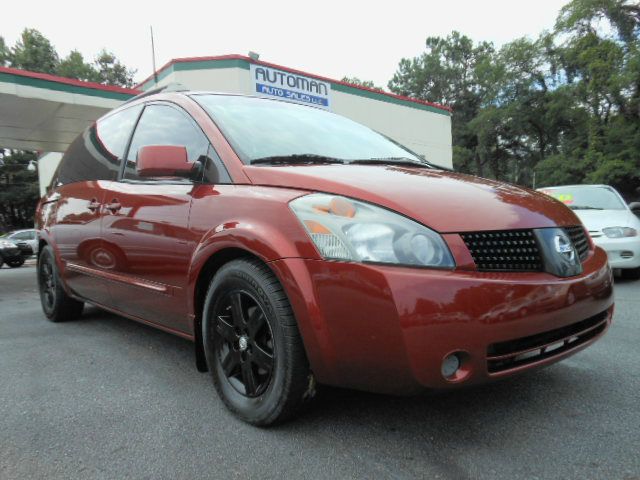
[271,246,614,394]
[592,235,640,269]
[14,242,33,256]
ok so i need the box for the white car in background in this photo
[1,229,38,256]
[538,185,640,280]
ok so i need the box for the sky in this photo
[2,0,570,88]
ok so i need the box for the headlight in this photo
[602,227,637,238]
[290,193,455,268]
[0,240,15,248]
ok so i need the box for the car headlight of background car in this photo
[602,227,637,238]
[1,240,17,249]
[290,193,454,268]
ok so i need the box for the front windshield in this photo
[192,94,424,164]
[540,186,625,210]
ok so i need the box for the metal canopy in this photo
[0,67,137,152]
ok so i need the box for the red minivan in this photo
[36,89,614,425]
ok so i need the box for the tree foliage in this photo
[0,151,39,230]
[388,0,640,199]
[94,50,136,88]
[341,76,383,90]
[0,36,11,66]
[4,28,136,87]
[11,28,59,74]
[57,50,100,82]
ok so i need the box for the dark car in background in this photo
[0,238,25,268]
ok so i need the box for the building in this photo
[0,55,452,194]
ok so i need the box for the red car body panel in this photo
[243,165,579,232]
[35,92,615,395]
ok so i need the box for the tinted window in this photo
[10,231,31,240]
[202,145,232,184]
[97,106,142,159]
[193,94,423,164]
[56,105,142,185]
[124,104,210,181]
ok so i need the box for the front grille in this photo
[486,310,609,373]
[461,226,590,272]
[564,226,589,262]
[461,230,543,272]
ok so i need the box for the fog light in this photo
[441,354,460,378]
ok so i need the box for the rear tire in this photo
[202,258,310,426]
[7,257,25,268]
[621,267,640,280]
[38,245,84,322]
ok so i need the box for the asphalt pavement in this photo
[1,264,639,480]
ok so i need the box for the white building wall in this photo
[150,68,250,95]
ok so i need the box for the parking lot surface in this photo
[1,265,638,480]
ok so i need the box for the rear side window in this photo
[124,104,210,181]
[10,231,31,240]
[56,105,142,185]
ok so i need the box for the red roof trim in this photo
[0,66,140,95]
[137,54,452,113]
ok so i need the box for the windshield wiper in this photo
[250,154,345,165]
[568,205,604,210]
[350,157,434,168]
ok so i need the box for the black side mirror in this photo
[629,202,640,217]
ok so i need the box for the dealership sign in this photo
[250,64,331,109]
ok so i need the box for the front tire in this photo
[38,245,84,322]
[202,258,310,426]
[7,257,25,268]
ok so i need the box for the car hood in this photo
[571,209,640,232]
[243,165,580,233]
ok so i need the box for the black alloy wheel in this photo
[214,290,275,397]
[202,258,311,426]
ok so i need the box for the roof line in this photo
[136,54,452,113]
[0,66,140,95]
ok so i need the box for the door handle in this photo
[87,199,101,212]
[106,200,121,214]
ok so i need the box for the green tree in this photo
[541,0,640,194]
[388,32,497,176]
[10,28,59,74]
[57,50,100,82]
[94,50,136,88]
[341,76,382,90]
[388,1,640,199]
[0,150,40,230]
[0,36,11,66]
